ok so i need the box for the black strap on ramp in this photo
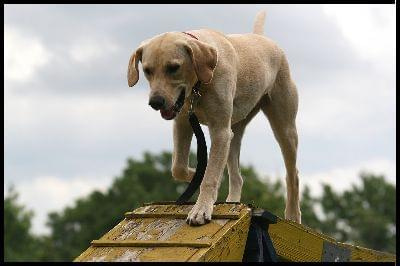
[243,208,278,262]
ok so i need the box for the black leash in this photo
[176,81,208,204]
[242,208,278,262]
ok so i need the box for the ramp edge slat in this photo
[91,240,212,248]
[125,212,239,220]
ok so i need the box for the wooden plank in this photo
[339,242,396,262]
[99,217,223,243]
[187,207,252,262]
[131,203,242,218]
[91,240,211,248]
[268,217,396,262]
[113,247,199,262]
[73,219,127,262]
[269,218,324,261]
[81,247,200,262]
[125,212,239,220]
[101,218,187,242]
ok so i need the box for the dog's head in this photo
[127,32,218,120]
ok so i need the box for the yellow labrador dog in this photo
[128,11,301,225]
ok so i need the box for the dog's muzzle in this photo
[160,89,186,120]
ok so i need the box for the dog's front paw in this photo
[186,201,214,226]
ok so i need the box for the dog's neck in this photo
[182,31,202,111]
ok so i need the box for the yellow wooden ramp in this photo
[74,202,396,262]
[268,214,396,262]
[74,203,251,262]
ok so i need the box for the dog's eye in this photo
[166,64,180,74]
[143,67,152,76]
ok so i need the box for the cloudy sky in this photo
[4,4,396,235]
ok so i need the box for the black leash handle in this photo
[176,112,208,204]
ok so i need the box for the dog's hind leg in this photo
[226,103,261,202]
[261,75,301,223]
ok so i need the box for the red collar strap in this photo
[182,31,198,40]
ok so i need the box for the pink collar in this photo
[182,31,198,40]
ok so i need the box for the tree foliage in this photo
[4,151,396,261]
[4,186,43,261]
[315,173,396,252]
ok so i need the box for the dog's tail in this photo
[253,10,266,35]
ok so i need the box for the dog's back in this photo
[183,11,291,124]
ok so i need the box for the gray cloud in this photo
[6,4,371,97]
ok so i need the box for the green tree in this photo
[315,173,396,253]
[4,186,43,261]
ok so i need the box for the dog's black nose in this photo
[149,96,165,110]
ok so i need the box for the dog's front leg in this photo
[187,124,233,225]
[171,115,195,182]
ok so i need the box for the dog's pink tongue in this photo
[160,109,175,120]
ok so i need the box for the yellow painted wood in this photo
[91,240,211,248]
[83,247,200,262]
[130,203,242,218]
[269,218,325,261]
[74,202,396,262]
[268,216,396,262]
[188,207,251,262]
[339,242,396,262]
[125,212,239,220]
[74,203,251,262]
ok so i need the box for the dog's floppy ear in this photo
[127,46,144,87]
[182,39,218,84]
